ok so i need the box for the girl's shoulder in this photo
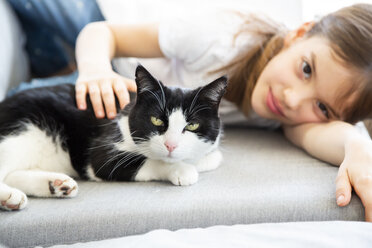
[157,9,245,56]
[158,9,273,71]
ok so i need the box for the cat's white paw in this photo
[48,178,78,197]
[0,188,27,211]
[169,164,199,186]
[195,149,223,172]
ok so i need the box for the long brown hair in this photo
[218,14,287,117]
[221,4,372,123]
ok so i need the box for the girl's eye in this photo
[302,61,312,79]
[185,123,200,131]
[316,101,329,119]
[150,116,164,126]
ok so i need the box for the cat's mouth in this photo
[160,154,182,163]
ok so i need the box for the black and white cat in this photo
[0,65,227,211]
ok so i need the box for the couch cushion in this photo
[0,0,29,101]
[0,128,364,247]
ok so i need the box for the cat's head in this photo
[128,65,227,163]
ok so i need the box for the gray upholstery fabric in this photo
[0,128,364,247]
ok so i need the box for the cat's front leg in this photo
[167,162,199,186]
[4,170,78,198]
[0,183,27,211]
[135,160,199,186]
[194,149,223,172]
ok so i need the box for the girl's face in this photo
[251,36,355,126]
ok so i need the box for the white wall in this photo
[98,0,372,29]
[302,0,372,22]
[97,0,302,28]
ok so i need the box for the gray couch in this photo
[0,1,365,247]
[0,0,29,101]
[0,128,364,247]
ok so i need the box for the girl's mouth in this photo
[266,88,285,117]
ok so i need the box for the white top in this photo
[112,10,281,129]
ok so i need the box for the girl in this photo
[74,4,372,221]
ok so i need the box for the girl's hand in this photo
[335,138,372,221]
[75,70,137,119]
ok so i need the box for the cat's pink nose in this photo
[164,141,177,153]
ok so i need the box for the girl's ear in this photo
[284,21,315,47]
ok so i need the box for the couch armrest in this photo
[0,0,30,101]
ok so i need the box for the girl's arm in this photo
[283,121,372,221]
[75,22,163,119]
[282,121,356,165]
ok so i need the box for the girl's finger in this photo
[113,79,130,109]
[75,83,87,110]
[88,83,105,118]
[353,175,372,222]
[100,82,117,119]
[364,196,372,222]
[364,202,372,222]
[335,165,352,207]
[124,77,137,92]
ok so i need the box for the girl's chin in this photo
[254,105,282,122]
[251,101,270,119]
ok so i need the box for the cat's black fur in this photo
[0,65,227,181]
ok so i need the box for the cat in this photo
[0,65,227,211]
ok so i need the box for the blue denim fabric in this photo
[7,71,78,97]
[7,0,104,77]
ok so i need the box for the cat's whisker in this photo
[132,137,148,142]
[88,143,115,150]
[132,135,147,140]
[130,134,147,140]
[95,121,118,128]
[126,146,151,155]
[109,156,131,178]
[94,150,128,175]
[108,153,145,179]
[189,105,211,118]
[88,138,123,150]
[141,89,165,112]
[129,131,148,142]
[187,87,204,116]
[156,79,166,111]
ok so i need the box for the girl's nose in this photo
[283,88,303,110]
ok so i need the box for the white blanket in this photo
[51,221,372,248]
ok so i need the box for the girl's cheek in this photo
[295,60,303,80]
[300,113,323,124]
[289,108,321,124]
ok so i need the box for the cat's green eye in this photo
[185,123,199,131]
[151,116,164,126]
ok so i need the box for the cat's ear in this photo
[198,76,228,106]
[135,64,164,95]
